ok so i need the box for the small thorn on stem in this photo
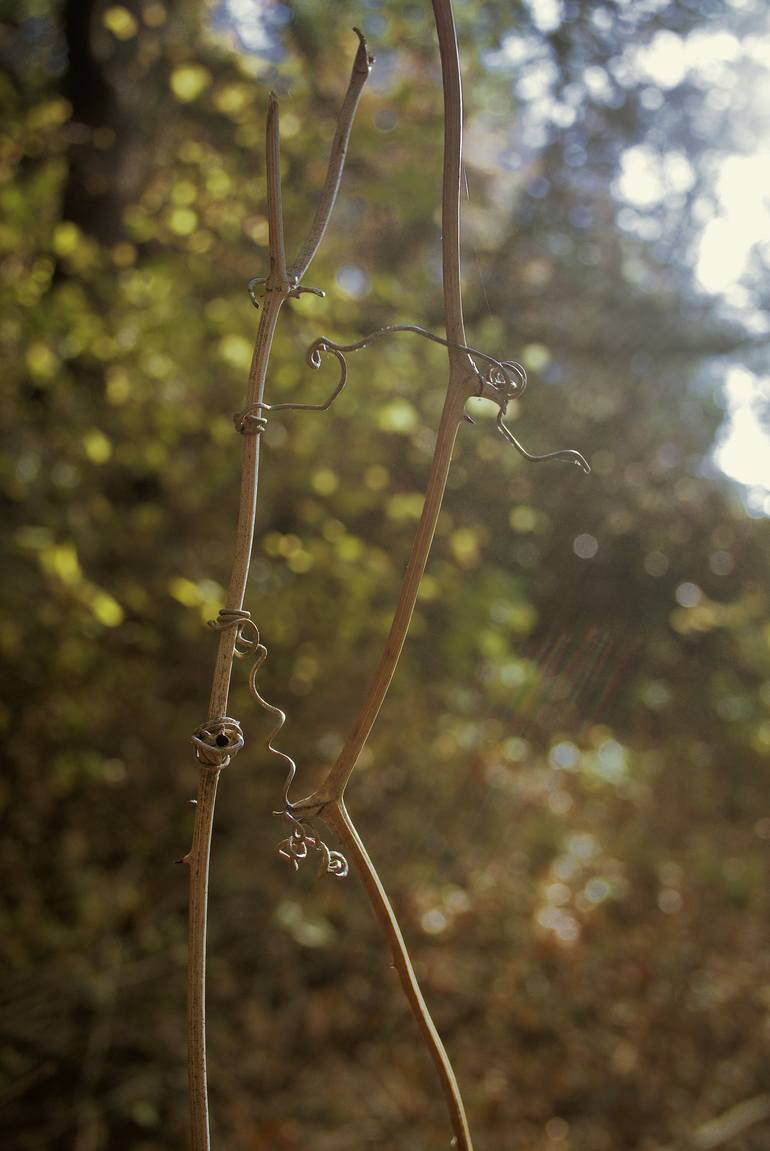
[175,853,192,865]
[188,799,198,807]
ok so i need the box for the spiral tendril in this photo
[191,715,244,768]
[208,608,347,878]
[231,340,348,433]
[301,324,590,474]
[306,324,528,402]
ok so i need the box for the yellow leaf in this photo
[91,591,124,627]
[170,65,211,103]
[377,398,418,434]
[213,85,250,117]
[450,527,480,568]
[168,577,202,607]
[218,333,252,371]
[522,343,551,371]
[311,468,339,496]
[44,543,82,587]
[53,221,81,257]
[83,428,112,465]
[106,366,130,405]
[26,341,58,380]
[168,207,198,236]
[103,5,138,39]
[510,505,538,533]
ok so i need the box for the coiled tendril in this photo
[207,608,348,878]
[219,323,586,876]
[232,313,588,474]
[282,323,589,473]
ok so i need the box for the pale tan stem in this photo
[312,381,470,806]
[186,38,372,1151]
[265,93,288,286]
[292,7,477,1149]
[310,0,472,807]
[432,0,469,370]
[189,100,290,1151]
[652,1094,770,1151]
[187,769,221,1151]
[289,29,373,284]
[207,290,285,722]
[298,0,474,811]
[321,800,474,1151]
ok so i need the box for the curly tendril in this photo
[306,323,528,402]
[301,324,590,473]
[228,316,588,474]
[206,608,348,879]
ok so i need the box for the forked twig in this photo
[184,4,588,1150]
[183,30,373,1151]
[290,28,373,284]
[278,3,588,1146]
[301,326,589,470]
[283,7,483,1143]
[275,4,584,1149]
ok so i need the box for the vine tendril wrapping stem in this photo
[231,321,589,474]
[207,609,348,878]
[185,31,372,1150]
[300,325,590,473]
[306,324,528,398]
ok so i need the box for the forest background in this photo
[2,1,770,1149]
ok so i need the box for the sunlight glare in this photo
[635,30,689,88]
[714,368,770,491]
[214,0,286,55]
[528,0,563,35]
[696,154,770,293]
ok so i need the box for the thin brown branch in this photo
[297,0,476,809]
[187,771,218,1151]
[265,93,288,286]
[432,0,468,362]
[289,28,374,284]
[307,380,470,806]
[691,1094,770,1150]
[184,33,372,1151]
[291,3,476,1148]
[321,799,473,1150]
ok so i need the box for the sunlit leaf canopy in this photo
[3,1,770,1149]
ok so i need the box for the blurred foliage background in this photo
[2,1,770,1148]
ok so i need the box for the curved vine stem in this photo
[321,799,474,1150]
[184,4,586,1150]
[294,3,478,1147]
[298,0,477,807]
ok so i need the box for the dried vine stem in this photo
[184,4,586,1149]
[301,326,589,470]
[183,31,372,1151]
[284,4,586,1147]
[322,799,474,1149]
[288,3,480,1147]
